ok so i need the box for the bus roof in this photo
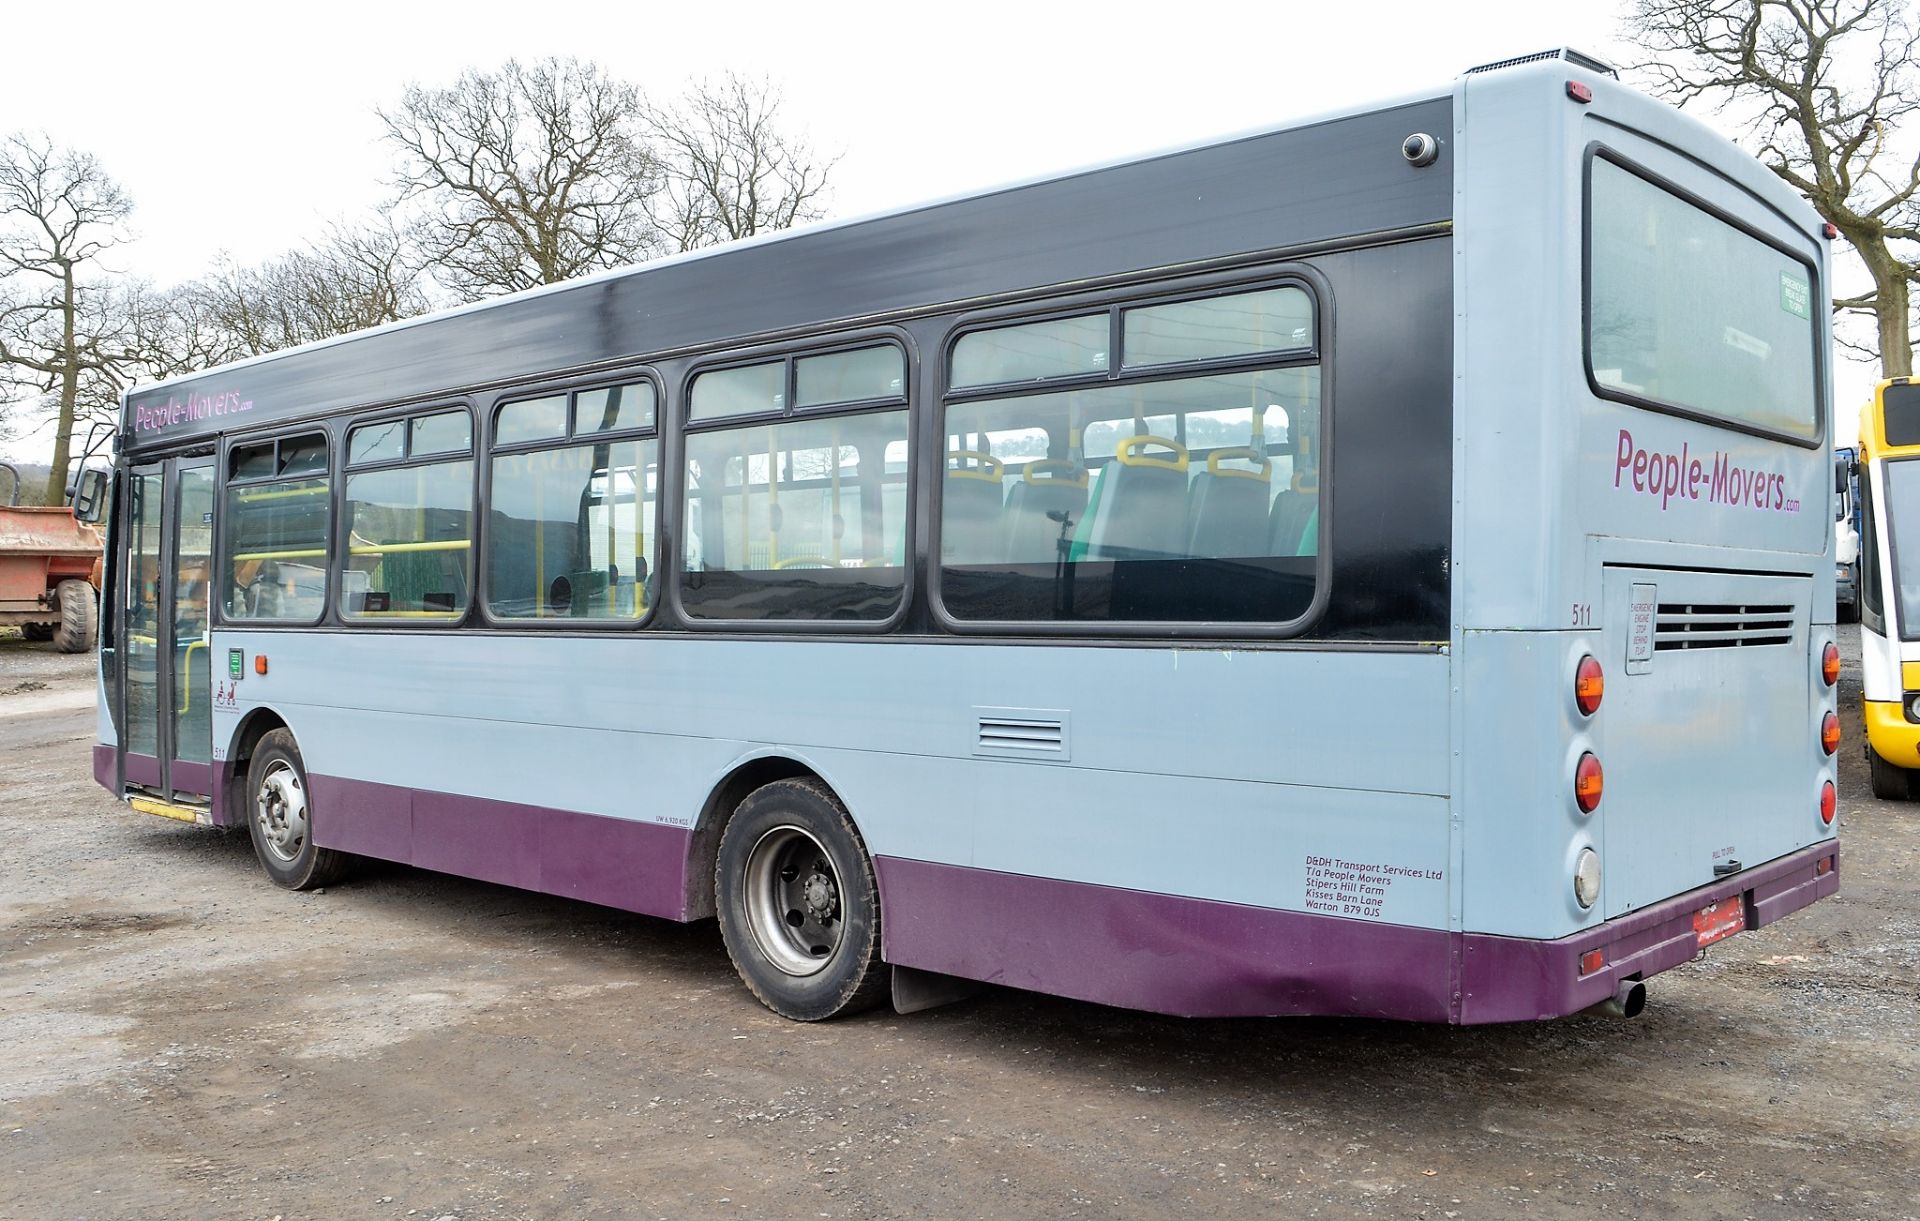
[122,83,1460,451]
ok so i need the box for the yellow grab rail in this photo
[231,547,327,562]
[349,539,470,555]
[177,640,206,713]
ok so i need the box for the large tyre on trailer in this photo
[21,622,53,642]
[246,728,355,890]
[715,778,889,1021]
[52,579,95,653]
[1867,747,1919,801]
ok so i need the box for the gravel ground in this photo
[0,627,1915,1219]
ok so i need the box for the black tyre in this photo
[1867,747,1918,801]
[715,778,889,1021]
[245,728,354,890]
[20,623,54,643]
[52,579,95,653]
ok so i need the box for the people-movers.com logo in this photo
[132,389,254,434]
[1613,428,1800,514]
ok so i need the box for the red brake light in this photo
[1821,642,1840,687]
[1820,781,1836,825]
[1821,711,1841,756]
[1575,655,1605,716]
[1579,948,1606,976]
[1575,752,1604,813]
[1567,80,1594,104]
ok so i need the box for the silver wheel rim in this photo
[743,825,844,977]
[255,760,308,864]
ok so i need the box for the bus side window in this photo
[681,409,910,621]
[339,411,476,622]
[222,434,331,624]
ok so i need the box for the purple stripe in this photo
[124,753,160,788]
[308,774,691,921]
[308,775,412,861]
[208,761,235,827]
[171,760,212,797]
[92,744,114,791]
[876,841,1840,1023]
[875,857,1455,1021]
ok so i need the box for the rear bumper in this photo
[1458,839,1840,1023]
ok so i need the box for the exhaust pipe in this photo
[1581,978,1647,1019]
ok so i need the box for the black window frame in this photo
[929,269,1333,639]
[217,427,335,628]
[1581,144,1826,451]
[337,402,479,627]
[672,332,916,633]
[481,373,664,630]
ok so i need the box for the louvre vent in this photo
[1465,47,1619,78]
[973,708,1070,761]
[1654,603,1794,651]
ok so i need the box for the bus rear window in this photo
[1883,382,1920,446]
[1587,155,1819,443]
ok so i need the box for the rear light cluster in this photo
[1573,655,1604,813]
[1819,641,1838,829]
[1572,655,1604,909]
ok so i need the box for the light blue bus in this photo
[92,50,1840,1023]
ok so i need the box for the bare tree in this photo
[642,73,834,253]
[380,58,661,301]
[0,133,138,504]
[189,221,431,357]
[1627,0,1920,376]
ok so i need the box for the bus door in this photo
[114,455,216,804]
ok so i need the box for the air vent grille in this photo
[973,707,1070,761]
[1654,603,1794,651]
[1465,48,1619,78]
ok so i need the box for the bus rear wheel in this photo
[245,729,355,890]
[1867,748,1919,801]
[715,778,889,1021]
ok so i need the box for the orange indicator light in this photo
[1575,752,1604,813]
[1575,655,1604,716]
[254,655,268,676]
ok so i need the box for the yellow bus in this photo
[1856,377,1920,797]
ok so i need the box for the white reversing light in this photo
[1574,848,1602,909]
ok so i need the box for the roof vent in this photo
[1466,48,1619,79]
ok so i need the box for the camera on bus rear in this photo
[1402,133,1439,167]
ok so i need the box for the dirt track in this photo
[2,626,1916,1219]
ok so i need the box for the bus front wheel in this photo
[715,778,889,1021]
[245,729,356,890]
[1867,748,1919,801]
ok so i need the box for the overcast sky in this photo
[0,0,1877,461]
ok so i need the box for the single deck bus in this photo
[92,50,1841,1023]
[1853,378,1920,798]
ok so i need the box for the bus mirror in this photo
[72,468,108,524]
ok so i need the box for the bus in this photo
[91,49,1841,1024]
[1854,379,1920,798]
